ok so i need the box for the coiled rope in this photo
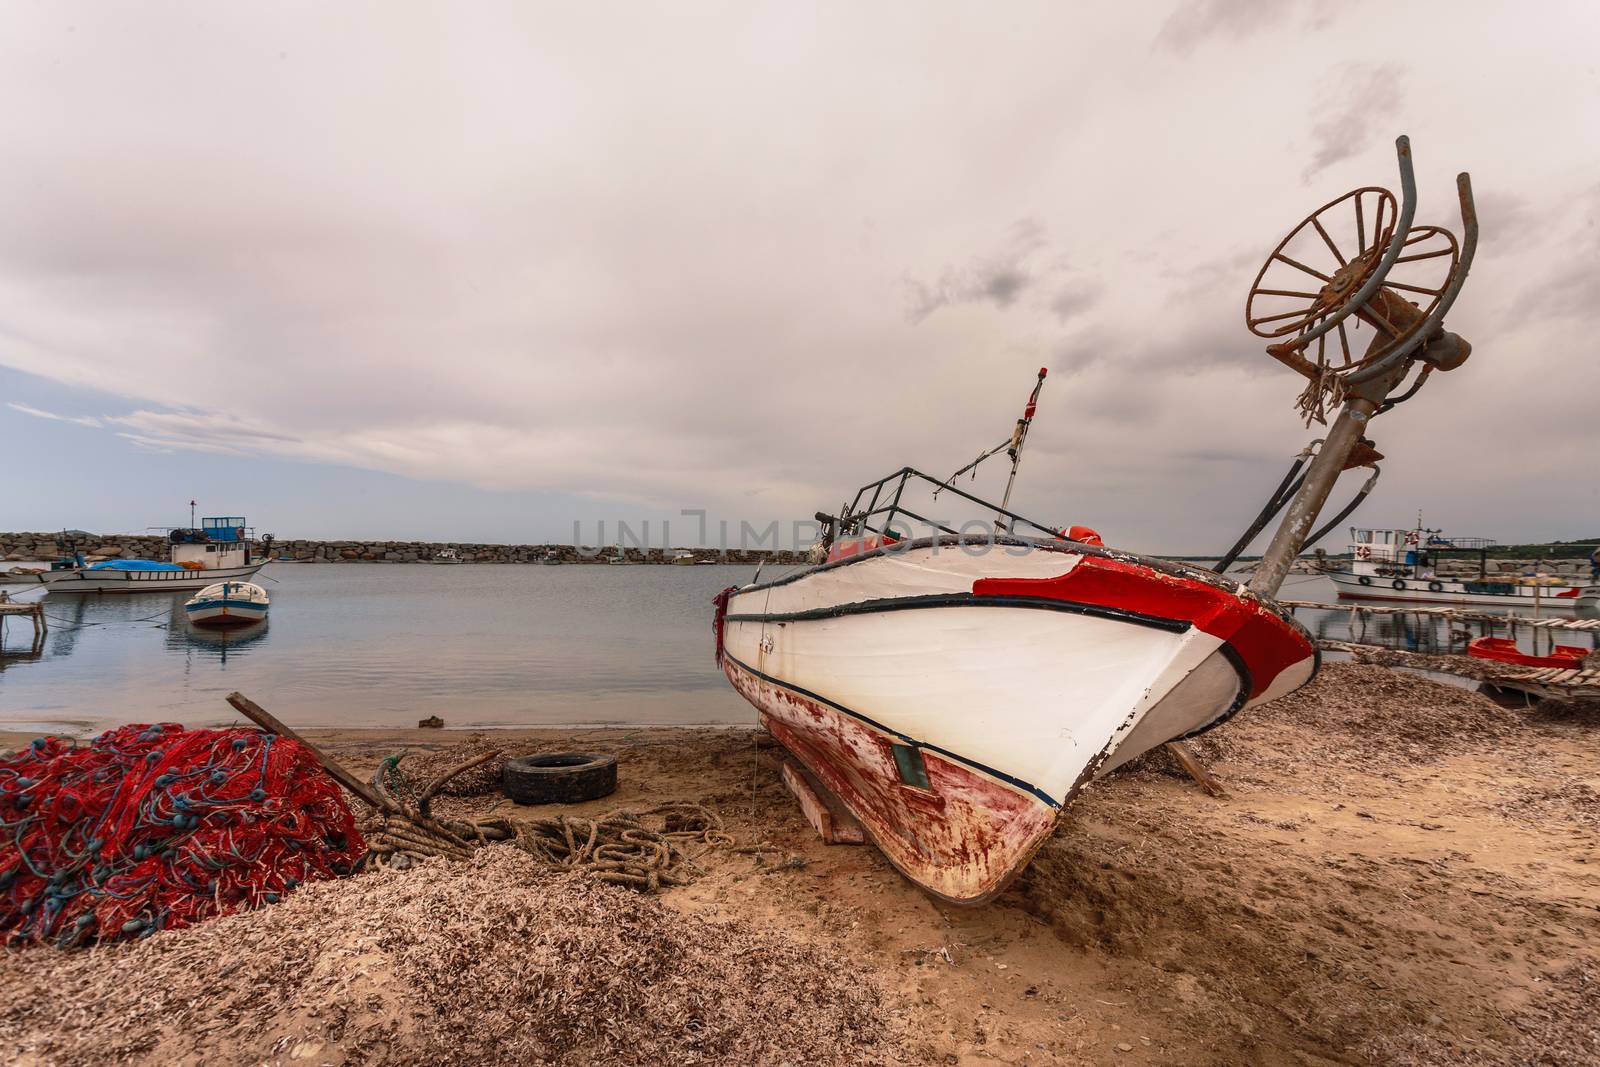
[361,756,734,892]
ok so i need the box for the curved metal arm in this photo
[1347,172,1478,384]
[1293,135,1418,352]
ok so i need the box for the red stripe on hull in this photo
[973,556,1312,698]
[723,658,1058,905]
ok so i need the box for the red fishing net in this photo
[0,723,365,946]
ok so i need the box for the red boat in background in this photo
[1467,637,1589,670]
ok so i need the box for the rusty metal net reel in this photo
[1244,137,1477,424]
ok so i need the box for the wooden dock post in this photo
[0,596,47,647]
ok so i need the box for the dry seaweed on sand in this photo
[399,733,510,797]
[1366,959,1600,1067]
[1119,663,1518,785]
[0,846,893,1067]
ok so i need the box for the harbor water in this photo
[1,562,1594,736]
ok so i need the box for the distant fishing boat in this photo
[537,550,563,565]
[432,548,463,564]
[1324,525,1599,613]
[36,515,266,594]
[184,581,270,628]
[671,550,697,566]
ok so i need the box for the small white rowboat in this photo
[184,581,270,629]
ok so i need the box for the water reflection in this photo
[164,605,270,663]
[1286,600,1599,658]
[2,566,1595,734]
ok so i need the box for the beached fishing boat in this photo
[184,581,270,628]
[1324,526,1598,612]
[717,136,1483,902]
[36,516,265,594]
[716,473,1319,902]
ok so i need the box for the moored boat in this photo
[1325,526,1598,613]
[40,516,266,594]
[184,581,270,628]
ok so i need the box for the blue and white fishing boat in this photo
[35,516,266,594]
[184,581,270,628]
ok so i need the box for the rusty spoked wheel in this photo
[1247,185,1461,376]
[1246,185,1396,343]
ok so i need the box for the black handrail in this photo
[838,467,1064,543]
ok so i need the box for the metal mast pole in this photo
[1246,398,1376,597]
[996,368,1047,532]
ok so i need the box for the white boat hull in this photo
[717,537,1316,903]
[1327,571,1597,613]
[42,562,267,594]
[185,601,269,627]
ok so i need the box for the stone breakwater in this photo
[0,533,809,566]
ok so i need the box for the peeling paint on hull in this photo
[713,538,1318,904]
[725,656,1059,904]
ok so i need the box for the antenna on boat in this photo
[1244,135,1478,598]
[190,499,196,530]
[936,368,1048,533]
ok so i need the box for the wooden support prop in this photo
[780,759,866,844]
[1163,741,1226,797]
[225,691,386,811]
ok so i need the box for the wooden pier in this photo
[0,594,47,650]
[1281,599,1599,701]
[1278,599,1600,633]
[1321,640,1600,700]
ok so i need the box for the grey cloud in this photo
[1154,0,1296,56]
[1497,183,1600,322]
[1047,282,1104,323]
[1302,63,1405,182]
[0,6,1594,549]
[905,219,1050,323]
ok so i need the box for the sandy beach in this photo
[2,662,1596,1065]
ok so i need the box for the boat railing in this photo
[835,466,1064,543]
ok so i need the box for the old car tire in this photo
[1392,579,1407,591]
[1428,581,1444,592]
[1358,575,1372,587]
[501,753,618,805]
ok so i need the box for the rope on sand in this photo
[363,752,735,893]
[513,803,732,891]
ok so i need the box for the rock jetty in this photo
[0,532,808,566]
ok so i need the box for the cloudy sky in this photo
[2,1,1596,552]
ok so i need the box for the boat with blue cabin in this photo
[1325,525,1599,613]
[35,516,266,594]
